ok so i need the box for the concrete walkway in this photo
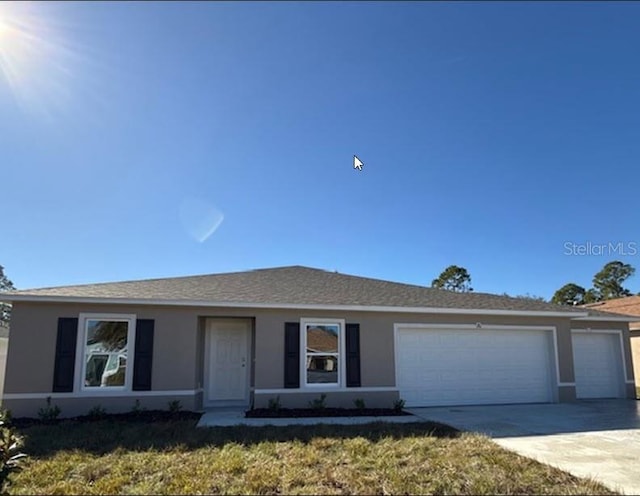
[197,401,640,494]
[197,408,421,427]
[408,400,640,495]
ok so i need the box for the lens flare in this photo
[179,197,225,243]
[0,2,94,119]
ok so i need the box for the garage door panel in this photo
[572,332,623,399]
[396,328,554,407]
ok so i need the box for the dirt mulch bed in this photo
[12,410,202,427]
[246,407,411,418]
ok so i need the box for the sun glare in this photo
[0,17,9,43]
[0,4,32,87]
[0,2,85,119]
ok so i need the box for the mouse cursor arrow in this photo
[353,155,364,171]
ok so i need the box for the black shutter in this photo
[284,322,300,388]
[132,319,154,391]
[345,323,361,387]
[53,318,78,392]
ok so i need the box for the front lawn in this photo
[9,417,614,495]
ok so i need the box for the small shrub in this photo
[393,398,406,412]
[168,400,182,413]
[353,398,366,410]
[131,399,146,415]
[37,396,61,422]
[267,396,281,411]
[0,409,27,493]
[308,393,327,410]
[87,405,107,419]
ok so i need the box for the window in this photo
[78,314,136,390]
[302,319,344,386]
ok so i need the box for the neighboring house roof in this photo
[306,326,338,353]
[583,296,640,330]
[0,266,636,320]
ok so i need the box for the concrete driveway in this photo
[408,400,640,495]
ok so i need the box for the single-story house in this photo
[583,295,640,388]
[0,266,636,418]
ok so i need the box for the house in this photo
[0,266,636,418]
[583,295,640,388]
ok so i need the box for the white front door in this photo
[205,319,250,405]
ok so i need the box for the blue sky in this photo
[1,1,639,298]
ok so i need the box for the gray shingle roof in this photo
[0,266,634,318]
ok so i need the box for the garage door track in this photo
[408,400,640,495]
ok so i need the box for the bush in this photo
[0,409,27,493]
[168,400,182,414]
[267,396,281,411]
[393,398,406,412]
[308,394,327,410]
[87,405,107,419]
[37,397,61,422]
[353,398,366,410]
[131,399,146,415]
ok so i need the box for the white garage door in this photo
[572,331,624,399]
[395,327,555,407]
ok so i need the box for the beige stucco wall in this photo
[2,301,635,417]
[252,310,579,389]
[4,303,202,394]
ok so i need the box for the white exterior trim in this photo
[572,316,638,322]
[254,387,398,395]
[2,389,202,400]
[393,323,563,393]
[75,313,137,394]
[300,318,346,389]
[3,294,590,318]
[393,323,557,332]
[571,328,632,384]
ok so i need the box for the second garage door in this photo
[572,331,624,399]
[395,326,555,407]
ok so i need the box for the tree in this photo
[591,260,635,301]
[92,321,128,351]
[551,283,587,306]
[550,260,636,305]
[431,265,473,292]
[502,292,546,302]
[0,266,15,329]
[513,293,546,302]
[583,289,599,304]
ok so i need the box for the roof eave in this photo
[571,315,640,322]
[2,294,589,318]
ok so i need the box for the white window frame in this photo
[300,318,346,389]
[75,313,137,394]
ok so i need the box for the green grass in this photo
[8,418,614,495]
